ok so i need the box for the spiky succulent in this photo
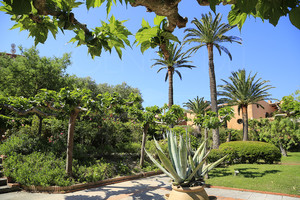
[145,131,226,186]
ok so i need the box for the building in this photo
[184,100,279,130]
[227,100,279,130]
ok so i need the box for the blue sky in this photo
[0,1,299,108]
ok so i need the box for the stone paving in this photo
[0,174,299,200]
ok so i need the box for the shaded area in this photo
[65,179,171,200]
[209,167,281,178]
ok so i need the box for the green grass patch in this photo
[206,163,300,195]
[281,152,300,164]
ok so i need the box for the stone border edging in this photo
[20,170,163,194]
[206,185,300,198]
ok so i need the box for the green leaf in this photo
[289,7,300,30]
[236,0,258,14]
[135,27,159,46]
[160,32,180,43]
[140,41,151,53]
[106,0,112,15]
[86,0,105,9]
[11,0,32,15]
[141,18,150,28]
[154,15,165,26]
[228,8,247,30]
[156,146,183,183]
[145,149,175,180]
[209,0,219,13]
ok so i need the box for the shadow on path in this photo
[65,178,171,200]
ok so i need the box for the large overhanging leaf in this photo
[289,7,300,29]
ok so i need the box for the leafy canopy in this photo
[1,0,299,58]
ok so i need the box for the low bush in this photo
[207,149,225,163]
[3,152,73,186]
[74,159,115,183]
[219,141,281,164]
[0,133,47,156]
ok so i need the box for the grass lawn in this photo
[206,152,300,195]
[281,152,300,164]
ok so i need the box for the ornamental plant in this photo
[145,131,226,187]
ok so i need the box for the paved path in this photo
[1,174,299,200]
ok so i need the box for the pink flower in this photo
[49,139,52,143]
[22,124,24,127]
[60,133,63,135]
[12,120,15,122]
[90,118,92,121]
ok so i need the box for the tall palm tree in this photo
[183,96,210,136]
[183,12,241,149]
[151,43,196,107]
[183,96,210,116]
[218,69,274,141]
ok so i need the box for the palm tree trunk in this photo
[207,44,219,149]
[140,123,149,167]
[242,105,248,141]
[66,108,80,176]
[168,68,173,108]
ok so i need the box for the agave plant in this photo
[145,131,226,187]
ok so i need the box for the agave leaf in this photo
[187,151,210,182]
[145,149,174,180]
[179,135,188,179]
[169,131,181,177]
[153,137,166,156]
[188,154,195,171]
[167,132,175,169]
[193,139,207,162]
[156,146,183,183]
[201,155,227,176]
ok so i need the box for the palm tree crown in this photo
[183,96,210,115]
[218,69,274,141]
[183,12,242,59]
[151,43,196,81]
[151,43,196,107]
[218,69,274,112]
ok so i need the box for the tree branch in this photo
[130,0,187,32]
[4,104,56,117]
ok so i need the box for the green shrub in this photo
[3,152,73,186]
[122,142,141,154]
[0,133,47,155]
[219,141,281,164]
[207,149,225,163]
[74,159,114,183]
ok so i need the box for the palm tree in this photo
[218,69,274,141]
[183,12,241,149]
[183,96,210,136]
[151,43,196,107]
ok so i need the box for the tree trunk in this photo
[140,123,149,167]
[66,108,80,176]
[38,115,43,135]
[204,128,209,179]
[168,67,174,108]
[207,44,219,149]
[242,105,248,141]
[197,125,201,137]
[204,128,208,153]
[279,141,288,157]
[227,131,231,142]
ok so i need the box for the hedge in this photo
[207,141,281,164]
